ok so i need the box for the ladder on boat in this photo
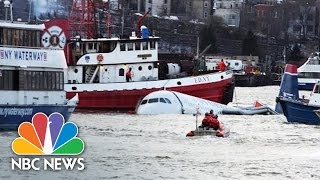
[85,66,99,83]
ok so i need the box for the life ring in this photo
[97,54,104,62]
[42,26,66,48]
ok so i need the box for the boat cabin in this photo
[309,82,320,106]
[66,36,161,84]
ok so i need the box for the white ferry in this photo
[0,20,77,129]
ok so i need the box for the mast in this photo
[69,0,98,38]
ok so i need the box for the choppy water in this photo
[1,86,320,180]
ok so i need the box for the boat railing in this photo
[0,44,64,51]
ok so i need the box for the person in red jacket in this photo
[202,111,220,130]
[218,59,227,71]
[126,67,133,82]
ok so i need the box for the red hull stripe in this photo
[67,78,233,111]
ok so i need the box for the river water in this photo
[1,86,320,179]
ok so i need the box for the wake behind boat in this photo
[0,20,78,129]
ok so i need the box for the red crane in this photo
[136,9,151,37]
[69,0,97,39]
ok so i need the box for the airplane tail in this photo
[275,64,299,113]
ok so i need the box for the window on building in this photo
[204,12,208,18]
[307,14,313,21]
[189,1,192,7]
[307,25,314,32]
[148,0,152,3]
[164,0,167,4]
[293,25,300,32]
[204,1,208,7]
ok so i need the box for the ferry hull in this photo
[0,105,76,129]
[67,78,234,111]
[277,97,320,124]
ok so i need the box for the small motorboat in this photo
[186,111,230,138]
[186,123,230,138]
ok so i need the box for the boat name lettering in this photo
[194,76,210,83]
[0,50,47,61]
[0,108,33,117]
[137,54,152,58]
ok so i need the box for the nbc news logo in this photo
[11,113,85,171]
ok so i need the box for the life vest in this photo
[126,71,132,78]
[219,61,226,71]
[202,116,220,130]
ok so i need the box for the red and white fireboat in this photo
[43,19,234,111]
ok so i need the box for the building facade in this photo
[213,0,243,27]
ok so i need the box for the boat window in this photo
[142,42,148,50]
[164,98,172,104]
[298,72,320,79]
[160,98,166,103]
[141,99,148,105]
[0,70,63,91]
[150,41,155,50]
[127,43,133,51]
[88,43,93,50]
[148,98,159,103]
[119,68,125,76]
[0,28,2,44]
[99,41,117,53]
[314,85,320,93]
[148,65,152,70]
[135,42,141,50]
[1,28,42,47]
[120,43,126,51]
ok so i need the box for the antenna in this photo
[195,104,200,130]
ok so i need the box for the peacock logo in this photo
[12,112,84,155]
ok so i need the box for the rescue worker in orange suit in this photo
[218,59,227,71]
[201,111,220,130]
[126,67,133,82]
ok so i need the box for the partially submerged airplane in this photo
[136,90,277,115]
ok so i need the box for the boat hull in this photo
[66,77,234,111]
[278,97,320,124]
[0,105,76,129]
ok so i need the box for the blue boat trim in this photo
[0,105,76,130]
[277,97,320,125]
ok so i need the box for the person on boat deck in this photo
[209,109,218,118]
[218,59,227,71]
[202,111,220,130]
[126,67,133,82]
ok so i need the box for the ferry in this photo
[298,52,320,90]
[0,20,78,129]
[43,19,235,111]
